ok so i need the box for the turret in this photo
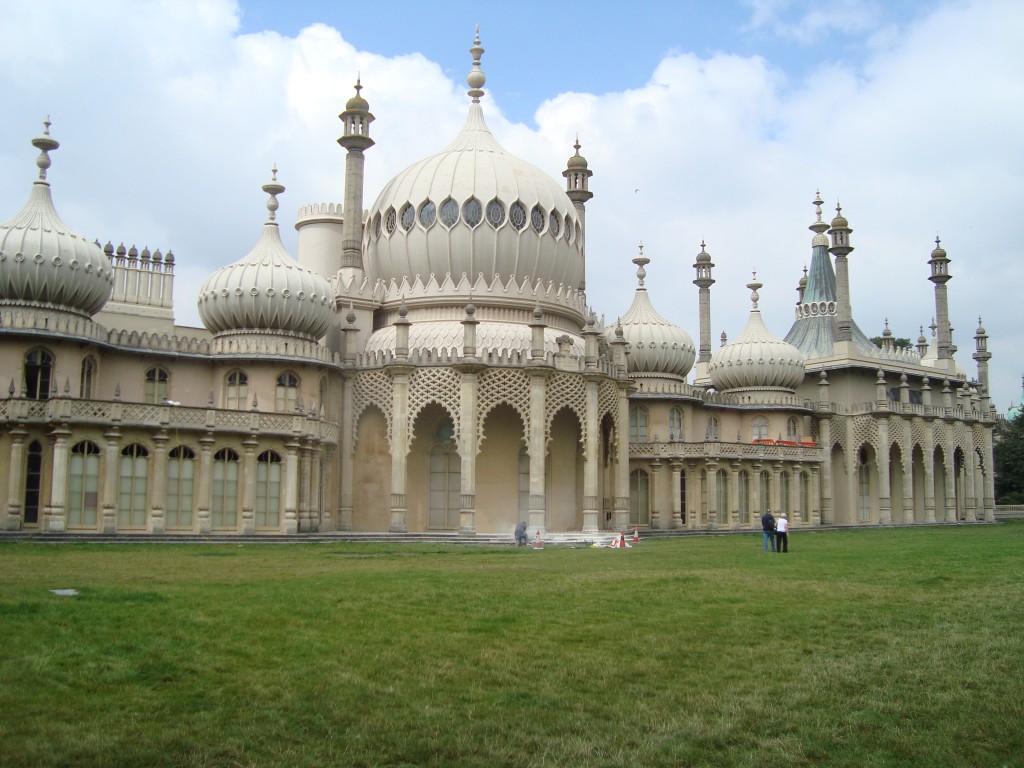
[337,79,374,274]
[928,237,953,361]
[563,136,593,290]
[827,202,854,343]
[693,240,715,382]
[973,316,992,407]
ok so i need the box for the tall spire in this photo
[32,117,59,184]
[928,236,953,361]
[467,26,486,103]
[262,165,283,223]
[633,242,648,288]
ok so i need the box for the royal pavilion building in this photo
[0,34,997,538]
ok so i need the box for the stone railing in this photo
[1,397,340,444]
[630,440,822,462]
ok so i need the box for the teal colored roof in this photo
[783,243,877,359]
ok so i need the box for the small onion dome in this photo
[197,168,332,340]
[0,120,112,318]
[345,78,369,112]
[607,246,696,377]
[709,275,805,391]
[566,136,588,170]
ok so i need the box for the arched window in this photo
[668,407,683,442]
[166,446,195,530]
[629,406,648,442]
[705,416,720,441]
[428,418,460,530]
[752,416,769,441]
[255,450,282,530]
[80,356,95,399]
[23,441,43,525]
[787,417,799,440]
[629,468,649,526]
[212,448,240,530]
[225,370,248,410]
[118,444,149,529]
[145,367,169,404]
[24,348,54,400]
[760,470,772,513]
[275,372,299,413]
[68,441,101,528]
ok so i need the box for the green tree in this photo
[994,413,1024,504]
[870,336,914,350]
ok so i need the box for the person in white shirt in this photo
[775,513,789,553]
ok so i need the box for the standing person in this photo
[761,509,776,552]
[775,513,789,553]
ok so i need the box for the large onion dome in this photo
[0,120,112,318]
[710,275,805,391]
[198,169,333,340]
[610,247,695,377]
[363,30,584,297]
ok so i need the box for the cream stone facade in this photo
[0,35,997,538]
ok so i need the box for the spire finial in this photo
[467,26,486,103]
[355,74,362,96]
[747,270,763,309]
[632,242,649,288]
[262,165,285,222]
[32,116,60,182]
[573,134,581,154]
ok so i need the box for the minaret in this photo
[337,78,375,274]
[972,316,992,399]
[928,236,953,362]
[563,135,593,291]
[693,240,715,382]
[827,202,854,346]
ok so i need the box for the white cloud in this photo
[0,0,1020,410]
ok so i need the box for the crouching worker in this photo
[515,521,529,546]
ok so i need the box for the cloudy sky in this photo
[1,0,1021,411]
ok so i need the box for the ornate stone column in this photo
[810,464,821,525]
[298,442,312,532]
[527,370,549,534]
[729,461,740,528]
[877,419,891,524]
[684,462,699,529]
[649,460,662,529]
[923,424,936,523]
[669,461,683,530]
[772,462,783,518]
[196,434,214,534]
[150,430,168,534]
[101,427,120,534]
[339,374,355,530]
[942,441,956,522]
[241,436,257,534]
[581,376,601,532]
[457,367,479,535]
[818,417,832,524]
[5,428,27,530]
[706,459,719,529]
[46,428,71,532]
[310,444,323,531]
[284,439,300,534]
[614,383,631,530]
[388,367,412,532]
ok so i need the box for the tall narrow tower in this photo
[337,79,374,275]
[973,317,992,406]
[693,240,715,382]
[928,237,953,362]
[827,203,854,344]
[563,136,593,291]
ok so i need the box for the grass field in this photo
[1,524,1022,767]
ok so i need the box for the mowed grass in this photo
[1,525,1022,768]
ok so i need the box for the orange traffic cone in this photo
[632,528,639,543]
[533,530,544,550]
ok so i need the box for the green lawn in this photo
[1,524,1022,767]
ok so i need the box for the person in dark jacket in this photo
[761,510,776,552]
[514,521,529,546]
